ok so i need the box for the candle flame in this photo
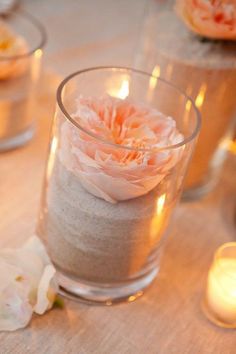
[117,79,129,99]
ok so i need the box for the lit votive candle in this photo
[205,242,236,328]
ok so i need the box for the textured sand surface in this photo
[43,158,173,283]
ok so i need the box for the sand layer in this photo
[41,158,174,284]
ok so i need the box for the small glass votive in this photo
[0,11,46,151]
[203,242,236,328]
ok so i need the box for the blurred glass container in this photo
[135,0,236,200]
[0,10,46,151]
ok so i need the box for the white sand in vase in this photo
[40,157,175,284]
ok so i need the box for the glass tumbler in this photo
[37,67,200,304]
[0,11,46,151]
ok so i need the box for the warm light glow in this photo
[31,49,43,82]
[228,139,236,155]
[149,194,167,243]
[51,135,58,154]
[128,295,136,302]
[156,194,166,215]
[117,79,129,99]
[207,257,236,324]
[166,63,173,80]
[185,100,192,112]
[47,136,58,178]
[34,48,43,59]
[183,96,192,127]
[149,65,160,90]
[195,84,207,109]
[127,292,143,301]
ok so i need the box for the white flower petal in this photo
[34,265,57,315]
[0,237,58,331]
[22,235,50,265]
[0,261,32,331]
[0,285,33,332]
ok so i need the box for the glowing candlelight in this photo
[195,83,207,109]
[150,194,167,242]
[108,77,129,100]
[149,65,160,90]
[205,243,236,328]
[117,79,129,99]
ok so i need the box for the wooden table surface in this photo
[1,1,236,353]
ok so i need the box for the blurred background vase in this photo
[0,10,46,151]
[135,0,236,200]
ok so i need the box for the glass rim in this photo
[214,242,236,280]
[0,10,47,61]
[57,66,201,153]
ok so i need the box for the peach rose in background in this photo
[0,21,29,80]
[0,236,58,331]
[59,96,183,203]
[175,0,236,40]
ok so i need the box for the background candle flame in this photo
[117,79,129,99]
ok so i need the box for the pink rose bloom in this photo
[176,0,236,40]
[59,96,183,204]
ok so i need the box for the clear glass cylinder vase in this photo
[135,0,236,200]
[37,67,200,304]
[0,10,46,151]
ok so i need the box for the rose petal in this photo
[59,96,183,202]
[74,169,164,202]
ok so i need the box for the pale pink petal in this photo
[75,169,164,202]
[77,171,117,203]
